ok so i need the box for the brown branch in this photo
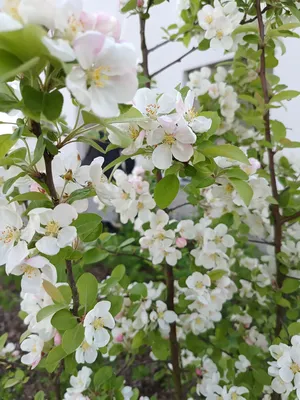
[150,47,197,79]
[255,0,284,372]
[164,265,183,400]
[139,14,151,88]
[281,211,300,225]
[248,239,275,246]
[168,203,190,213]
[65,260,80,316]
[240,5,271,25]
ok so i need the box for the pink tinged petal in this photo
[152,144,172,170]
[89,86,120,118]
[66,67,91,108]
[57,226,77,248]
[36,237,60,256]
[171,142,194,162]
[164,310,177,323]
[93,327,110,348]
[74,31,106,70]
[53,204,78,227]
[5,241,29,275]
[0,13,23,32]
[176,93,185,115]
[42,37,75,62]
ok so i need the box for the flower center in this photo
[81,341,91,351]
[231,393,238,400]
[291,362,300,373]
[205,15,213,24]
[195,281,204,289]
[163,133,176,145]
[130,127,140,140]
[225,183,234,193]
[66,15,84,40]
[3,0,21,21]
[186,108,197,122]
[92,317,105,330]
[137,202,144,210]
[21,264,37,278]
[63,169,74,181]
[195,317,202,324]
[121,192,129,200]
[45,221,60,236]
[216,30,224,40]
[145,104,160,119]
[89,66,110,88]
[158,311,164,319]
[0,226,19,244]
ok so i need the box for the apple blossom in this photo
[20,334,44,369]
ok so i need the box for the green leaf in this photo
[229,178,253,207]
[31,134,45,165]
[105,107,145,124]
[51,309,78,331]
[34,391,45,400]
[280,138,300,148]
[288,322,300,336]
[42,280,65,303]
[22,85,44,115]
[73,213,102,242]
[154,174,180,209]
[282,278,299,294]
[76,136,105,154]
[130,283,147,300]
[0,134,17,157]
[67,187,96,204]
[94,366,113,389]
[200,143,250,165]
[253,369,271,385]
[0,49,21,77]
[0,333,8,352]
[83,248,109,265]
[3,171,26,194]
[111,265,126,281]
[107,295,123,317]
[0,54,40,83]
[77,273,98,312]
[0,93,19,112]
[132,331,146,349]
[11,191,49,203]
[270,90,300,103]
[36,304,66,323]
[208,270,228,281]
[119,238,135,248]
[62,324,84,355]
[224,167,249,180]
[46,345,67,365]
[271,120,286,142]
[43,90,63,121]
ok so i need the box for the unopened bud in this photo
[176,237,187,248]
[115,334,124,343]
[137,0,144,7]
[54,332,62,346]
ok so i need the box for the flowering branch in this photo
[65,260,80,317]
[255,0,285,341]
[281,210,300,225]
[148,40,170,53]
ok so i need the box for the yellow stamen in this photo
[89,66,111,88]
[92,318,105,330]
[45,221,60,236]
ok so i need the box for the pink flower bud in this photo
[54,332,62,346]
[176,237,187,249]
[196,368,202,377]
[115,334,124,343]
[241,158,261,175]
[30,182,46,194]
[137,0,144,7]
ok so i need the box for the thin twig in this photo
[281,211,300,225]
[168,203,190,212]
[148,40,170,53]
[248,239,275,246]
[240,5,270,25]
[150,47,197,78]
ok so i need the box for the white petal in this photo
[279,366,294,383]
[110,72,138,103]
[164,310,177,323]
[89,85,120,118]
[152,144,172,170]
[93,327,110,348]
[21,272,42,294]
[57,226,77,248]
[6,241,29,275]
[190,116,212,133]
[36,237,60,256]
[102,313,115,329]
[42,37,75,62]
[93,301,111,317]
[53,204,78,227]
[0,13,22,32]
[66,67,91,108]
[171,142,194,162]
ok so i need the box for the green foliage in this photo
[77,272,99,312]
[73,213,102,242]
[154,174,180,209]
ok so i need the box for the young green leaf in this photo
[229,178,253,206]
[77,272,98,312]
[62,324,84,354]
[200,143,250,165]
[154,174,180,209]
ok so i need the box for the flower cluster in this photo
[0,0,138,118]
[268,336,300,397]
[107,88,212,169]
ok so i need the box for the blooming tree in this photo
[0,0,300,399]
